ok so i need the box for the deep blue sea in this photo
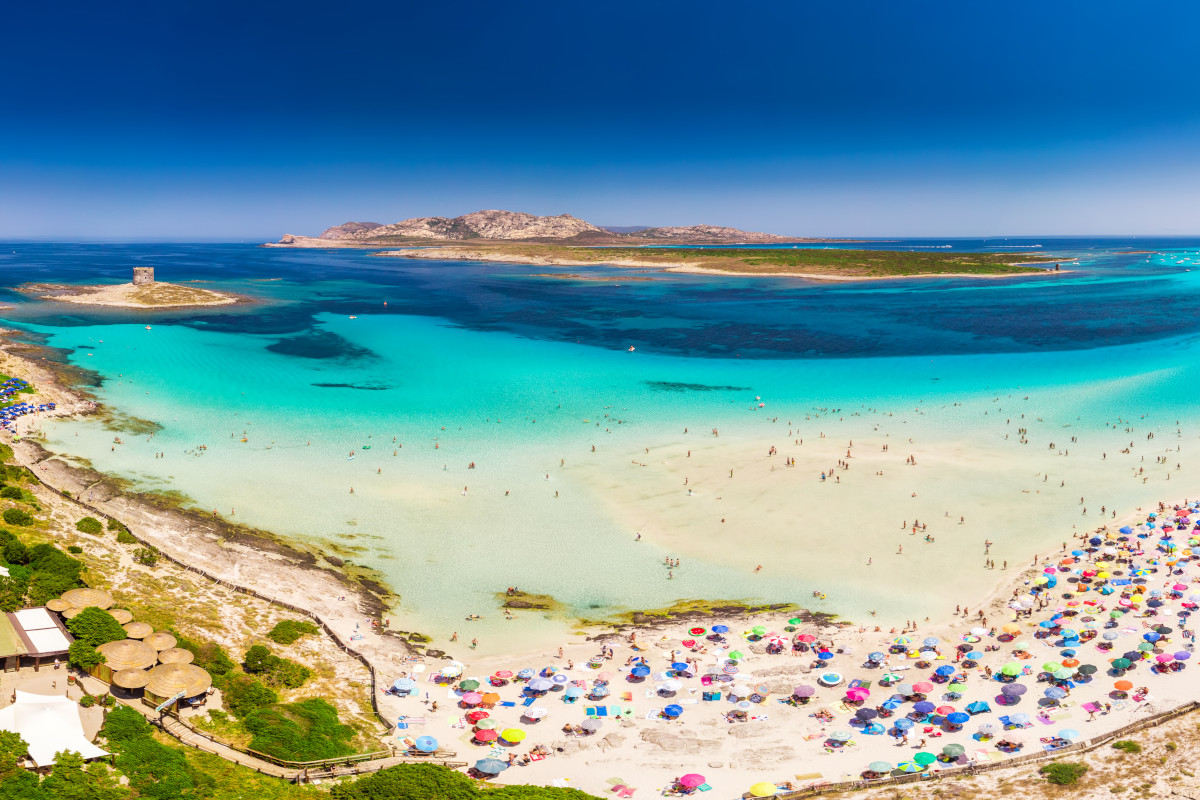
[4,237,1200,650]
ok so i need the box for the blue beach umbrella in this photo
[946,712,970,725]
[896,760,923,772]
[894,718,914,730]
[830,730,852,741]
[564,687,584,698]
[934,665,955,677]
[517,668,534,679]
[712,625,729,633]
[475,758,508,774]
[415,736,438,752]
[966,651,983,660]
[965,700,990,714]
[864,722,886,735]
[663,704,683,717]
[1059,728,1081,740]
[922,637,940,647]
[671,662,690,671]
[1044,687,1067,700]
[630,665,651,678]
[913,701,935,713]
[392,677,416,691]
[881,699,902,710]
[1010,712,1031,725]
[868,652,885,662]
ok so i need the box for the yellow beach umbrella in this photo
[500,728,526,742]
[749,782,778,797]
[1001,623,1020,635]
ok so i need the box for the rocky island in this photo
[24,267,243,309]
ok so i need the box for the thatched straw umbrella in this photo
[145,663,211,699]
[46,598,72,612]
[123,622,153,639]
[97,639,158,671]
[112,668,151,689]
[144,632,178,652]
[157,648,194,665]
[61,607,83,619]
[61,588,114,610]
[109,609,134,625]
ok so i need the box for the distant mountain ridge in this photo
[312,210,789,243]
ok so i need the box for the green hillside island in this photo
[562,246,1062,277]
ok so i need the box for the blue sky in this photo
[3,1,1199,239]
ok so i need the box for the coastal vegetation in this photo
[380,243,1062,278]
[267,619,320,645]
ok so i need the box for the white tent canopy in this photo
[0,690,107,766]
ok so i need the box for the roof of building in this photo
[0,608,74,658]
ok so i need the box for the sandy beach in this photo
[24,281,243,309]
[3,330,1199,797]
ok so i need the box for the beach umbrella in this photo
[474,719,498,730]
[892,636,912,645]
[517,668,534,679]
[474,758,507,774]
[664,704,683,717]
[868,761,892,773]
[750,626,766,637]
[947,712,970,725]
[1001,623,1021,635]
[1044,687,1067,700]
[846,687,870,702]
[943,743,966,758]
[797,633,816,643]
[913,701,935,713]
[1175,651,1191,661]
[935,665,956,677]
[1041,661,1062,673]
[946,682,967,694]
[494,670,513,679]
[679,774,705,789]
[473,729,499,742]
[465,710,490,722]
[748,782,778,797]
[712,625,729,634]
[882,699,902,711]
[864,722,886,736]
[923,637,940,647]
[913,752,937,766]
[817,650,834,660]
[523,706,548,719]
[896,683,914,695]
[935,705,956,716]
[500,728,526,743]
[1001,663,1022,676]
[966,651,984,660]
[1077,664,1098,675]
[1102,632,1119,641]
[440,665,463,678]
[415,736,438,752]
[868,652,885,662]
[552,673,570,684]
[1059,728,1081,741]
[829,730,852,741]
[659,679,682,693]
[631,665,651,678]
[912,681,934,693]
[792,685,815,697]
[819,672,842,686]
[978,722,998,735]
[856,708,878,721]
[1010,712,1031,725]
[528,678,553,692]
[460,692,483,706]
[564,686,584,698]
[1156,653,1174,664]
[671,662,690,672]
[580,718,602,732]
[1114,679,1133,691]
[1112,658,1132,670]
[591,685,610,697]
[1137,643,1154,652]
[392,677,416,691]
[896,761,923,772]
[894,718,914,730]
[459,679,480,692]
[965,700,990,714]
[728,651,745,660]
[1052,669,1074,681]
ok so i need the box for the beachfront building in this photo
[0,691,108,769]
[0,607,73,672]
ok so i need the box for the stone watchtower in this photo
[132,267,155,285]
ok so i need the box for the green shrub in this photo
[2,536,28,565]
[0,487,23,501]
[75,517,103,535]
[68,640,105,670]
[102,706,207,799]
[107,518,124,531]
[79,694,95,708]
[1041,762,1089,785]
[220,674,278,718]
[267,619,319,645]
[1113,739,1142,754]
[133,546,159,566]
[243,644,311,688]
[66,606,128,647]
[67,545,83,554]
[173,633,237,677]
[116,530,137,545]
[243,698,355,762]
[331,763,598,800]
[2,509,33,526]
[25,544,83,605]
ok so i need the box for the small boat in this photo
[349,315,357,319]
[627,346,635,352]
[145,326,152,330]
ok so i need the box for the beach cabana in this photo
[95,639,157,683]
[111,668,151,691]
[60,588,114,610]
[144,632,178,651]
[123,622,153,639]
[157,647,194,665]
[145,663,212,709]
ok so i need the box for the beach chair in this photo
[523,696,537,707]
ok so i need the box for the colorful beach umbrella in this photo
[749,782,778,797]
[679,774,705,788]
[500,728,526,742]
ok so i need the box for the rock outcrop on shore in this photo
[270,209,793,246]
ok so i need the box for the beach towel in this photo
[621,692,633,702]
[698,785,712,792]
[499,701,516,707]
[522,696,536,707]
[1081,702,1099,713]
[529,753,545,761]
[587,706,609,717]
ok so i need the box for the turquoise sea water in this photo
[5,239,1200,648]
